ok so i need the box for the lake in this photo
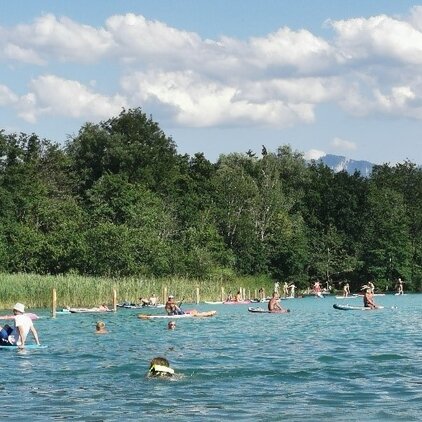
[1,293,421,421]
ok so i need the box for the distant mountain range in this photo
[317,154,374,176]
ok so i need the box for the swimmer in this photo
[168,321,176,330]
[148,357,175,377]
[95,321,108,334]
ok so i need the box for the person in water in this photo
[168,321,176,330]
[95,321,108,334]
[148,357,175,377]
[363,288,378,309]
[8,303,40,348]
[165,296,184,315]
[268,292,288,313]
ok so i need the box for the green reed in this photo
[0,273,275,310]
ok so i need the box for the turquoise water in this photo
[1,294,421,421]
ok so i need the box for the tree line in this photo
[1,108,421,292]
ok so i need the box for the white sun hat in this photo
[13,302,25,313]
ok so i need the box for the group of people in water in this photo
[2,276,407,378]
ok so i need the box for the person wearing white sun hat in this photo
[10,303,40,348]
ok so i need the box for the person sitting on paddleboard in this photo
[9,303,40,348]
[148,357,175,378]
[165,296,184,315]
[362,287,377,309]
[268,292,288,313]
[0,324,14,345]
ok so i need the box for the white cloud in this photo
[2,9,422,129]
[121,70,315,127]
[0,85,19,106]
[247,27,336,74]
[304,149,326,160]
[331,137,357,151]
[16,75,127,123]
[1,14,113,64]
[330,14,422,65]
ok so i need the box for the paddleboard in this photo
[138,313,192,320]
[0,313,39,320]
[0,344,48,350]
[69,308,113,313]
[118,304,165,309]
[248,307,290,313]
[204,301,223,305]
[335,296,358,299]
[223,300,251,305]
[138,310,217,319]
[333,304,385,311]
[394,293,406,296]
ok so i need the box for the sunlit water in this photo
[1,294,420,421]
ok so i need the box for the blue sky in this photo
[1,0,422,164]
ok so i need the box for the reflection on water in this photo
[0,294,421,421]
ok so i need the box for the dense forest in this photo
[1,108,421,292]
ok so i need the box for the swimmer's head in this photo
[148,356,174,377]
[96,321,106,331]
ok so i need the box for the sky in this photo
[1,0,422,165]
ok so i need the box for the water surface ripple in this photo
[0,294,420,421]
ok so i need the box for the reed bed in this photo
[0,273,274,310]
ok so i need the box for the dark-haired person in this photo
[363,288,378,309]
[148,357,174,377]
[165,295,184,315]
[268,292,288,313]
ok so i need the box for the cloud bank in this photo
[1,7,422,127]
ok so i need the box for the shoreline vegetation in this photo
[0,273,416,310]
[0,272,276,309]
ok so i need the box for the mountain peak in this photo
[317,154,374,176]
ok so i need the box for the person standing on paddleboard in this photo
[343,282,350,297]
[396,278,404,295]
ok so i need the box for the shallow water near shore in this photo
[1,294,421,421]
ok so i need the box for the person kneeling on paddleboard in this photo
[165,296,184,315]
[148,357,175,378]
